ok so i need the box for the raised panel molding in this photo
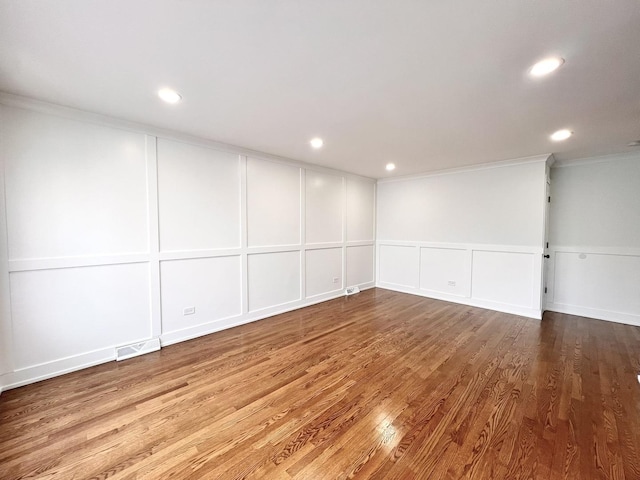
[545,247,640,326]
[2,106,149,260]
[379,245,419,288]
[346,245,375,287]
[306,248,343,298]
[0,101,377,392]
[248,251,301,312]
[9,263,151,369]
[471,250,535,308]
[157,139,241,252]
[346,179,375,242]
[247,159,301,248]
[376,241,542,319]
[420,247,470,297]
[305,171,343,244]
[160,256,242,335]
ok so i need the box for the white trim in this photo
[377,240,543,255]
[240,156,249,316]
[5,245,380,273]
[0,282,373,392]
[377,154,551,184]
[160,283,375,347]
[159,249,243,261]
[8,254,150,272]
[0,347,117,391]
[545,303,640,327]
[376,241,544,319]
[305,242,373,252]
[306,287,344,301]
[371,182,378,285]
[0,92,375,184]
[341,177,348,293]
[377,284,542,319]
[552,151,640,169]
[546,154,557,168]
[0,96,379,392]
[246,246,303,255]
[345,240,376,248]
[545,246,640,326]
[0,125,13,379]
[300,169,307,300]
[306,241,346,249]
[146,136,162,338]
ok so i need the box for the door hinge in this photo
[548,196,551,203]
[546,242,549,248]
[544,287,547,294]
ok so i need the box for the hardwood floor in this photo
[1,288,640,479]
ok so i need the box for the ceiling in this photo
[1,1,639,179]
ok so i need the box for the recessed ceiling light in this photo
[158,88,182,104]
[385,163,396,171]
[551,129,573,141]
[530,57,565,77]
[310,138,324,149]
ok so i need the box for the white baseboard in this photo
[545,302,640,327]
[0,282,376,392]
[377,283,542,319]
[0,347,116,391]
[160,283,375,347]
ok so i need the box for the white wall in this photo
[0,138,11,384]
[0,100,376,390]
[546,154,640,325]
[377,161,546,245]
[376,158,549,318]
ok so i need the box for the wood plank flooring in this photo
[1,288,640,479]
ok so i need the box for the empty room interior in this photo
[1,1,640,479]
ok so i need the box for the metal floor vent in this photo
[115,338,161,361]
[345,285,361,296]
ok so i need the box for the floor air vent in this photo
[116,338,161,361]
[345,285,361,296]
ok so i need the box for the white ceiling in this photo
[1,1,639,179]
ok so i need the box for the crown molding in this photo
[377,153,552,184]
[552,151,640,169]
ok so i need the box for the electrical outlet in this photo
[183,306,195,316]
[333,277,339,284]
[447,280,456,287]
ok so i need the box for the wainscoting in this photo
[376,241,543,318]
[545,246,640,326]
[0,102,376,391]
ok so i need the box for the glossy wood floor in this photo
[2,289,640,479]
